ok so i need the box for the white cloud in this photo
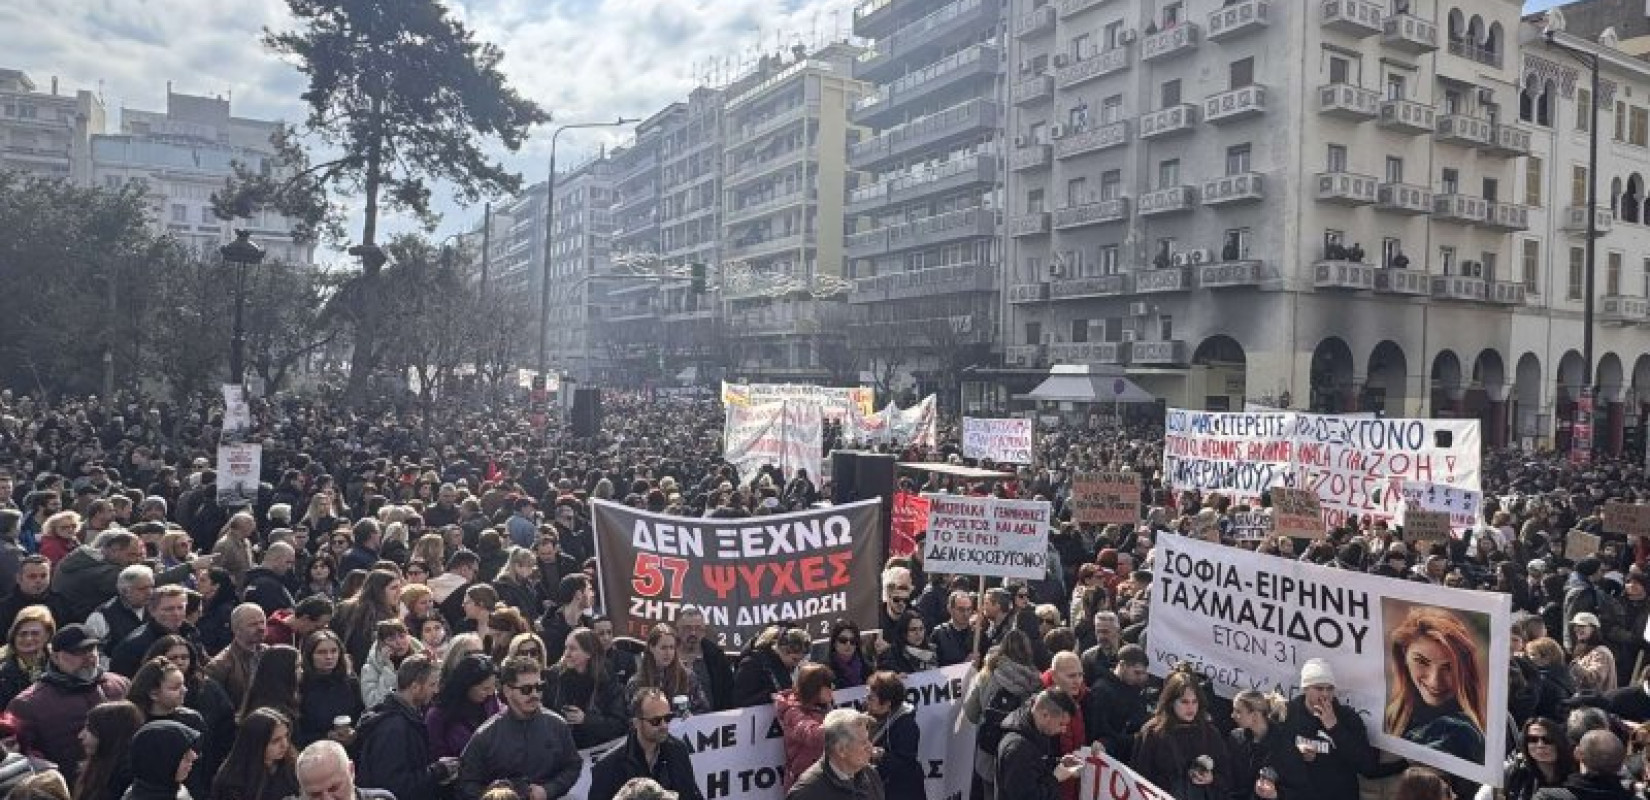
[2,0,860,259]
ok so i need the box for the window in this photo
[1158,159,1180,188]
[1100,170,1121,200]
[1443,89,1462,115]
[1525,156,1543,207]
[1481,252,1497,282]
[1572,166,1588,206]
[1568,247,1585,299]
[1222,228,1251,260]
[1104,20,1124,50]
[1226,144,1251,175]
[199,207,215,224]
[1616,101,1627,141]
[1608,251,1623,295]
[1329,56,1350,85]
[1382,237,1403,268]
[1577,88,1592,132]
[1324,229,1345,256]
[1386,74,1406,101]
[1159,315,1174,340]
[1069,102,1090,131]
[1441,168,1459,195]
[1162,2,1182,27]
[171,204,187,222]
[1229,58,1254,89]
[1386,157,1404,183]
[1025,322,1042,345]
[1029,121,1046,143]
[1483,177,1498,204]
[1521,239,1540,293]
[1161,80,1181,107]
[1633,107,1649,146]
[1327,144,1348,172]
[1071,33,1093,61]
[1071,319,1089,343]
[1440,246,1457,274]
[1643,258,1650,297]
[1027,188,1045,213]
[1101,95,1124,123]
[1100,245,1120,274]
[1067,177,1088,205]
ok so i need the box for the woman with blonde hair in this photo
[36,511,80,565]
[492,547,543,617]
[1228,690,1302,800]
[1133,666,1230,800]
[398,583,434,629]
[0,605,54,709]
[1384,607,1488,764]
[411,533,447,579]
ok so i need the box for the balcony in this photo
[1316,171,1379,205]
[1204,85,1267,124]
[1058,0,1114,18]
[1435,113,1493,148]
[849,262,997,303]
[1053,197,1129,230]
[1138,185,1198,216]
[1133,266,1194,293]
[1313,260,1377,290]
[1377,182,1433,215]
[1432,193,1487,224]
[1447,41,1502,69]
[1054,120,1129,159]
[1008,211,1051,238]
[1486,124,1532,157]
[726,187,817,225]
[1139,104,1199,139]
[1201,172,1264,205]
[1199,260,1273,289]
[724,230,817,261]
[1007,284,1049,304]
[1483,202,1529,232]
[1207,0,1270,41]
[846,207,997,258]
[1005,344,1045,367]
[1431,274,1487,302]
[1318,83,1381,120]
[1383,13,1437,53]
[1050,274,1129,300]
[1015,4,1055,38]
[1049,341,1124,364]
[856,0,1003,82]
[1601,295,1650,325]
[852,0,901,37]
[845,155,995,215]
[1376,268,1431,296]
[1010,143,1052,171]
[1487,281,1526,305]
[1142,23,1199,62]
[1379,98,1436,134]
[1129,339,1188,365]
[849,100,1000,168]
[1562,205,1614,236]
[1055,46,1130,90]
[1012,74,1054,106]
[1321,0,1383,37]
[855,44,1001,125]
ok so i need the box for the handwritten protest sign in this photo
[1398,481,1482,535]
[1567,529,1601,560]
[1269,487,1324,538]
[1604,501,1650,537]
[923,495,1050,579]
[1403,510,1453,542]
[1230,509,1273,541]
[962,417,1034,463]
[1068,473,1141,525]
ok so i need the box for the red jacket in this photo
[1041,669,1089,800]
[774,689,828,792]
[265,608,299,646]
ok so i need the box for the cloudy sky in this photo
[0,0,1570,259]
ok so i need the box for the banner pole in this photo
[972,574,996,668]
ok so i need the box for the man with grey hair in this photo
[294,739,394,800]
[614,778,679,800]
[1081,610,1123,683]
[1533,729,1632,800]
[1565,705,1611,747]
[243,541,297,615]
[83,563,155,663]
[205,603,267,707]
[138,496,169,523]
[785,708,884,800]
[55,529,203,620]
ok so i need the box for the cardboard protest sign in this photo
[922,495,1051,579]
[1403,510,1454,542]
[591,499,883,648]
[1269,487,1324,538]
[215,444,260,506]
[1230,509,1273,541]
[1148,532,1510,786]
[891,492,930,557]
[1398,481,1483,535]
[1604,501,1650,537]
[962,417,1034,463]
[1567,529,1601,560]
[1068,472,1141,525]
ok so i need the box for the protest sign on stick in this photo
[922,495,1051,580]
[1403,510,1454,542]
[1567,529,1601,560]
[1068,472,1141,525]
[1269,487,1324,539]
[1604,501,1650,537]
[962,417,1034,463]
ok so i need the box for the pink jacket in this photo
[774,689,827,792]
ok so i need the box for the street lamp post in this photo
[1546,29,1601,463]
[219,229,266,386]
[536,117,641,378]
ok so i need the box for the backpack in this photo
[976,685,1027,755]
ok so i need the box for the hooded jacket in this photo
[9,661,130,787]
[964,659,1042,783]
[241,566,294,616]
[871,701,922,798]
[120,720,200,800]
[356,692,445,800]
[1279,694,1377,800]
[993,706,1062,800]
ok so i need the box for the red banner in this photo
[891,492,930,557]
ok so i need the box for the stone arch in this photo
[1366,340,1409,416]
[1310,337,1357,413]
[1634,354,1650,405]
[1472,349,1509,445]
[1193,335,1247,410]
[1598,352,1627,455]
[1624,174,1643,223]
[1539,79,1555,126]
[1514,352,1542,444]
[1612,176,1624,215]
[1448,8,1466,41]
[1472,349,1506,391]
[1520,74,1536,122]
[1430,349,1465,415]
[1557,349,1586,401]
[1487,21,1503,55]
[1599,352,1625,400]
[1467,15,1486,46]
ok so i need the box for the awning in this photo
[1027,372,1158,403]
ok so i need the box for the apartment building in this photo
[654,86,727,382]
[0,69,103,184]
[719,44,869,381]
[845,0,1006,400]
[543,156,615,381]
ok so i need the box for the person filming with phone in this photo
[995,688,1087,800]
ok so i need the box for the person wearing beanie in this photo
[1280,658,1375,800]
[1563,558,1605,650]
[122,719,201,800]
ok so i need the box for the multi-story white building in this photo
[0,69,103,184]
[543,156,615,380]
[845,0,1006,402]
[93,90,313,265]
[654,86,728,383]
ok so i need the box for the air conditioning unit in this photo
[1476,87,1495,105]
[1087,320,1107,337]
[1013,134,1027,147]
[1053,53,1070,68]
[1047,261,1064,279]
[1171,252,1191,267]
[1122,330,1139,342]
[1129,301,1150,317]
[1120,29,1139,44]
[1188,248,1213,264]
[1049,123,1067,139]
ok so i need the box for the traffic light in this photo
[690,262,706,293]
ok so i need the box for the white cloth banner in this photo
[1146,532,1510,786]
[962,417,1033,463]
[561,664,977,800]
[722,381,874,421]
[844,396,939,450]
[215,443,261,507]
[1163,409,1481,529]
[1076,743,1173,800]
[1396,480,1484,534]
[221,384,250,437]
[922,494,1052,579]
[723,401,822,484]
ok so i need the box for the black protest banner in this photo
[592,498,884,649]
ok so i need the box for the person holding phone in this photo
[995,688,1086,800]
[1132,667,1230,800]
[1280,659,1376,800]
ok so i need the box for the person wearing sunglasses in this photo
[588,687,705,800]
[455,655,581,800]
[1500,717,1573,800]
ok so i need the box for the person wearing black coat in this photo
[1279,661,1377,800]
[543,659,627,749]
[1227,691,1310,800]
[355,656,453,800]
[994,691,1085,800]
[1084,647,1154,763]
[731,629,808,709]
[120,720,201,800]
[866,673,922,798]
[295,667,364,749]
[588,688,705,800]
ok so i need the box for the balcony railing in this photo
[1601,294,1650,325]
[1129,339,1188,365]
[1005,344,1045,366]
[1015,4,1055,38]
[858,0,995,78]
[1055,46,1131,89]
[1207,0,1270,41]
[1138,185,1198,216]
[1431,275,1487,302]
[1139,104,1199,139]
[1377,182,1433,215]
[1010,143,1052,171]
[1204,85,1267,124]
[859,44,1000,119]
[848,209,998,259]
[1050,274,1129,300]
[1487,281,1526,305]
[1006,284,1049,304]
[1321,0,1383,37]
[1199,260,1273,289]
[849,99,1000,165]
[1058,0,1115,18]
[1447,40,1502,68]
[1008,211,1051,237]
[1201,172,1264,205]
[1052,197,1129,229]
[1432,193,1487,224]
[1319,83,1381,119]
[1132,266,1194,292]
[1012,74,1055,106]
[1316,171,1379,205]
[1142,22,1200,62]
[1483,202,1529,232]
[1049,341,1124,363]
[1376,268,1430,295]
[1314,260,1377,290]
[850,262,996,303]
[1379,98,1436,133]
[1487,124,1532,157]
[1562,205,1614,236]
[846,153,994,212]
[1383,13,1437,53]
[1435,113,1493,148]
[1054,120,1130,159]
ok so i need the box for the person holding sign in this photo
[1280,659,1376,800]
[1132,666,1231,800]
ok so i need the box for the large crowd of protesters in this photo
[0,385,1648,800]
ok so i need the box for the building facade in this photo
[0,69,103,184]
[543,156,615,381]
